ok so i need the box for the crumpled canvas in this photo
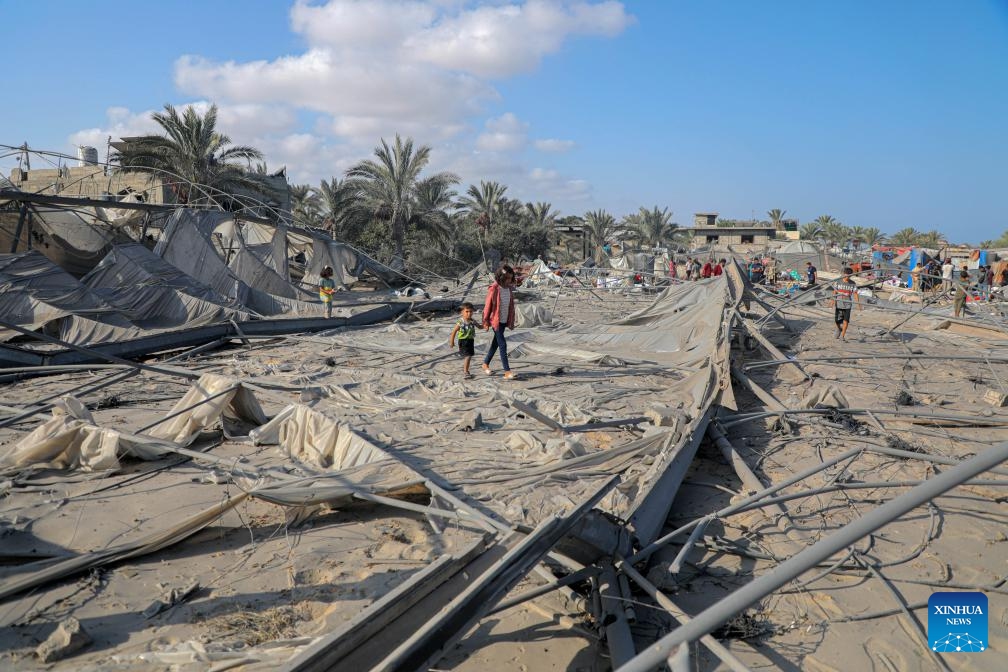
[148,373,268,445]
[1,397,173,471]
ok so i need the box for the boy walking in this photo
[450,302,478,378]
[831,267,860,341]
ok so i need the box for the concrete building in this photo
[7,137,291,217]
[779,218,800,241]
[686,213,776,248]
[7,165,172,204]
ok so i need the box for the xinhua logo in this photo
[928,592,987,653]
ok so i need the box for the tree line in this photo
[113,104,991,279]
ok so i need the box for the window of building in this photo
[706,235,719,243]
[741,234,755,244]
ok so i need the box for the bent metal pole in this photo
[615,440,1008,672]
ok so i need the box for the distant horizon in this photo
[1,1,1005,242]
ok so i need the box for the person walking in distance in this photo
[831,267,861,341]
[482,265,516,379]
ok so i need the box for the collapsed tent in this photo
[0,374,269,472]
[19,205,138,277]
[82,243,252,330]
[0,250,141,344]
[773,239,822,272]
[523,258,563,287]
[303,237,362,288]
[303,236,409,288]
[154,209,324,316]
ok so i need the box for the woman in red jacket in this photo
[482,265,516,379]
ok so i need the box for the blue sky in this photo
[1,1,1005,242]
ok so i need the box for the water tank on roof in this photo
[77,145,99,167]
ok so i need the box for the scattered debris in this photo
[35,617,91,662]
[894,390,916,406]
[143,581,201,619]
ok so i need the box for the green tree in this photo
[290,183,322,228]
[584,209,617,263]
[849,225,866,247]
[626,206,682,248]
[822,221,850,249]
[458,180,508,229]
[767,208,787,230]
[800,221,823,241]
[889,227,921,246]
[525,201,557,228]
[412,176,459,255]
[346,134,458,261]
[316,177,358,239]
[918,229,943,248]
[113,103,266,207]
[861,226,885,247]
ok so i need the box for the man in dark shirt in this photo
[831,267,860,341]
[806,261,817,286]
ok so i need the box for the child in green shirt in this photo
[449,302,478,378]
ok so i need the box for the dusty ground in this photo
[1,282,1006,671]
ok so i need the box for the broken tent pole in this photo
[613,440,1008,672]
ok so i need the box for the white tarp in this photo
[0,397,174,471]
[524,259,563,287]
[1,375,270,472]
[148,374,269,446]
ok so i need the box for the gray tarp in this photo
[155,209,323,316]
[0,250,141,344]
[82,243,252,330]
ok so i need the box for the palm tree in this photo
[316,177,358,239]
[980,239,995,249]
[627,206,682,248]
[346,134,458,261]
[526,201,557,228]
[584,209,617,263]
[113,103,266,207]
[849,225,866,248]
[889,227,921,246]
[457,180,508,230]
[800,222,823,241]
[861,226,885,247]
[290,183,322,228]
[494,196,525,223]
[918,229,943,248]
[767,208,787,230]
[822,221,851,250]
[413,176,459,252]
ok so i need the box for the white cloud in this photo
[534,138,576,153]
[69,107,160,149]
[68,2,628,210]
[408,0,634,78]
[528,166,592,202]
[173,1,631,147]
[68,102,299,156]
[475,113,528,152]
